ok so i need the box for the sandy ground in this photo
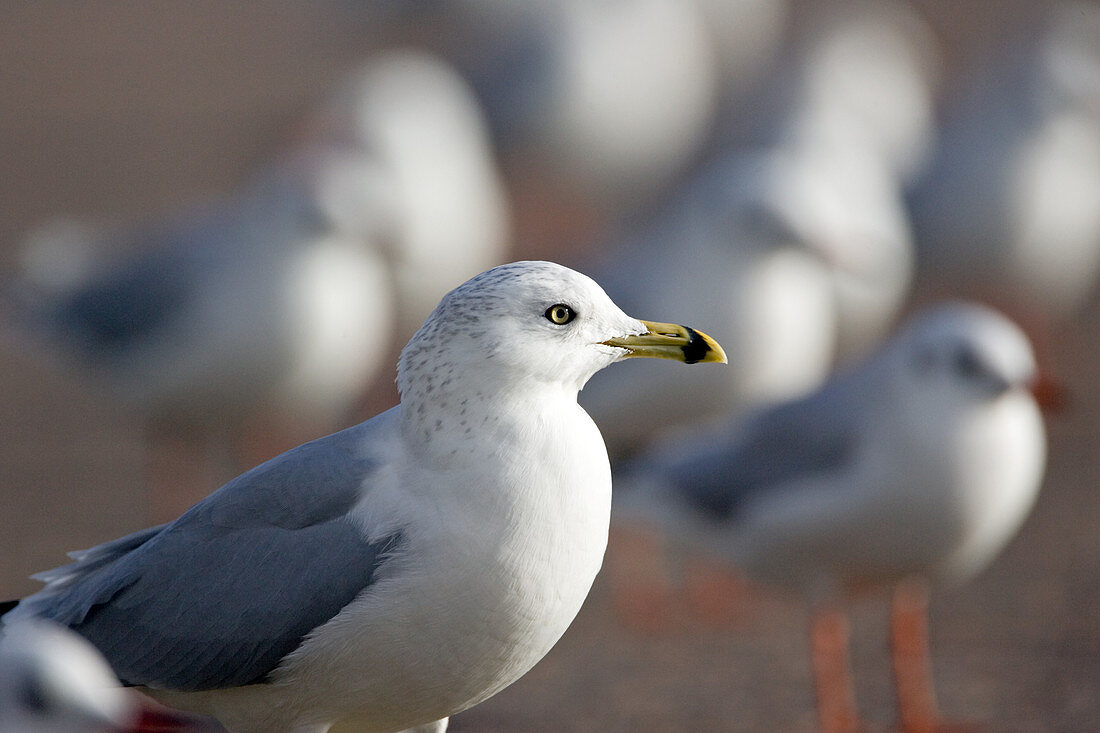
[0,3,1097,731]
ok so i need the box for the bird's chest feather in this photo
[287,402,613,725]
[422,405,612,660]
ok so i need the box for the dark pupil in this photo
[547,305,573,324]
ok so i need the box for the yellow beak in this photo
[601,320,727,365]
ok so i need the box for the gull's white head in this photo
[398,261,727,399]
[0,618,137,733]
[887,302,1039,414]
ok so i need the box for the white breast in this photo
[195,397,612,732]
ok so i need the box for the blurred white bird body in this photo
[453,0,718,210]
[582,149,838,455]
[610,304,1044,732]
[620,302,1046,595]
[782,0,940,185]
[911,2,1100,318]
[729,368,1043,594]
[302,49,511,339]
[5,262,727,733]
[4,182,394,432]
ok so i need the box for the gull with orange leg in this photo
[614,302,1051,732]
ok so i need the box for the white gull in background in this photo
[1,167,394,515]
[581,148,839,457]
[2,261,726,733]
[0,617,219,732]
[446,0,718,215]
[741,0,930,359]
[909,1,1100,320]
[299,49,511,340]
[0,617,139,733]
[755,0,941,185]
[615,303,1047,732]
[1,174,394,432]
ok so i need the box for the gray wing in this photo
[5,416,404,692]
[638,368,871,521]
[7,203,249,360]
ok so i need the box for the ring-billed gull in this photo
[615,302,1046,732]
[451,0,718,211]
[2,261,726,733]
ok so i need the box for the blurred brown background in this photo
[1,2,1098,731]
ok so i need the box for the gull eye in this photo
[952,344,985,380]
[545,304,576,325]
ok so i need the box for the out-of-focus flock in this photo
[2,1,1098,731]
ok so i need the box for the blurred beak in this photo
[125,697,225,732]
[602,320,727,365]
[1030,372,1067,415]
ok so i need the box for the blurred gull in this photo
[581,148,841,456]
[0,617,218,732]
[2,167,394,470]
[616,303,1047,732]
[909,1,1100,320]
[750,0,931,357]
[763,0,941,185]
[3,261,726,733]
[793,141,914,362]
[299,49,511,340]
[0,617,139,733]
[451,0,718,212]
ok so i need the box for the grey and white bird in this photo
[2,162,395,437]
[3,261,726,733]
[733,0,930,360]
[450,0,718,213]
[910,1,1100,320]
[581,148,839,456]
[298,48,512,340]
[615,302,1047,731]
[0,617,139,733]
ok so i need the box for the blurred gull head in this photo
[762,0,941,185]
[0,618,137,733]
[581,148,842,456]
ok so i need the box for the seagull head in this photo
[0,618,138,733]
[398,261,726,400]
[891,302,1040,410]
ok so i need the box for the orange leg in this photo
[889,579,982,733]
[810,606,863,733]
[890,579,937,733]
